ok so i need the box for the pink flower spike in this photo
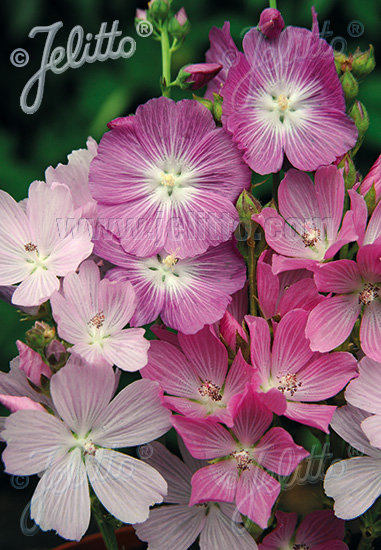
[50,260,149,371]
[0,182,93,307]
[1,360,171,541]
[258,8,285,39]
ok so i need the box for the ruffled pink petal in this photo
[135,505,205,550]
[357,243,381,282]
[171,416,236,459]
[324,456,381,520]
[272,255,318,275]
[296,509,345,545]
[324,210,358,259]
[189,461,238,505]
[314,166,345,242]
[313,542,348,550]
[361,415,381,449]
[284,402,336,433]
[306,294,361,352]
[278,278,325,317]
[47,227,93,276]
[259,510,297,550]
[293,352,358,402]
[257,251,280,319]
[31,449,90,541]
[142,341,201,398]
[236,465,280,529]
[91,379,171,448]
[101,329,149,371]
[271,309,313,378]
[205,21,239,99]
[231,385,273,447]
[245,315,272,382]
[150,324,181,348]
[278,169,320,227]
[345,356,381,415]
[219,310,247,350]
[312,259,362,293]
[360,154,381,200]
[86,449,167,524]
[2,410,71,475]
[50,359,116,437]
[223,349,254,401]
[178,326,228,388]
[254,427,308,475]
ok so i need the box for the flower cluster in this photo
[0,2,380,550]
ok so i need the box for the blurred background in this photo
[0,0,380,548]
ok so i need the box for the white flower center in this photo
[277,373,301,397]
[198,380,223,402]
[88,311,105,329]
[83,440,97,456]
[160,173,176,187]
[301,225,321,248]
[230,449,252,471]
[162,253,179,270]
[277,93,289,111]
[359,283,380,305]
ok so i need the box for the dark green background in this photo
[0,0,380,548]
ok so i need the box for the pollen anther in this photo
[359,283,380,305]
[198,380,223,402]
[230,449,252,471]
[88,311,105,329]
[277,373,302,397]
[24,242,38,252]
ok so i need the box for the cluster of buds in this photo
[135,1,190,41]
[336,46,375,104]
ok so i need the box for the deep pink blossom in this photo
[141,325,253,426]
[134,439,257,549]
[1,359,171,541]
[306,243,381,360]
[204,22,239,100]
[50,260,149,371]
[221,10,357,174]
[254,167,357,274]
[359,154,381,201]
[172,385,308,529]
[259,509,347,550]
[89,97,250,258]
[247,309,357,432]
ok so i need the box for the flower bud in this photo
[340,70,359,103]
[148,0,170,20]
[236,189,262,222]
[176,63,222,90]
[349,100,369,155]
[337,153,356,189]
[135,9,147,20]
[46,339,68,369]
[212,93,223,123]
[25,321,55,350]
[168,8,190,39]
[258,8,285,39]
[334,51,349,77]
[352,45,376,79]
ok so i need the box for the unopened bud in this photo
[258,8,285,39]
[168,8,190,39]
[236,189,262,222]
[352,45,376,79]
[46,339,68,369]
[340,70,359,102]
[334,51,349,76]
[135,9,147,20]
[25,321,55,350]
[176,63,222,90]
[212,93,223,123]
[349,100,369,155]
[148,0,170,19]
[337,153,356,189]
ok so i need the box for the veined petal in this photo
[190,461,238,506]
[101,329,149,372]
[11,269,60,307]
[98,278,137,331]
[360,300,381,363]
[346,356,381,415]
[330,405,381,459]
[361,416,381,449]
[245,316,271,382]
[312,259,362,293]
[284,402,336,433]
[254,427,308,475]
[231,386,273,447]
[296,509,345,546]
[200,504,258,550]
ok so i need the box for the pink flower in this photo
[259,509,347,550]
[50,260,149,371]
[94,230,247,334]
[258,8,285,40]
[247,309,357,432]
[324,404,381,520]
[256,250,325,319]
[172,385,308,529]
[182,63,222,90]
[0,181,93,307]
[359,154,381,201]
[345,356,381,449]
[141,325,253,426]
[134,439,257,549]
[348,187,381,246]
[253,167,357,274]
[204,22,239,99]
[1,359,172,540]
[221,10,357,174]
[306,243,381,360]
[45,137,98,219]
[89,97,250,258]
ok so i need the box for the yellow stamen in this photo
[160,173,176,187]
[277,93,289,111]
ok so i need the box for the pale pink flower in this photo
[172,384,308,529]
[134,439,258,550]
[247,309,358,432]
[50,260,149,371]
[1,359,172,541]
[0,181,93,307]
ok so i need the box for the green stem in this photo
[269,0,277,8]
[92,500,118,550]
[357,534,374,550]
[160,21,171,97]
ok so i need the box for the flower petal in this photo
[254,427,309,475]
[190,461,238,506]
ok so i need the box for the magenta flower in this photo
[259,509,347,550]
[94,231,246,334]
[172,385,308,529]
[247,309,357,432]
[0,181,93,307]
[254,167,357,274]
[256,249,325,319]
[50,260,149,371]
[349,187,381,246]
[306,243,381,360]
[134,439,257,550]
[324,405,381,520]
[182,63,222,90]
[141,325,253,426]
[221,10,358,174]
[346,356,381,449]
[89,97,250,258]
[204,22,239,100]
[1,359,172,541]
[258,8,285,40]
[45,137,98,219]
[359,154,381,201]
